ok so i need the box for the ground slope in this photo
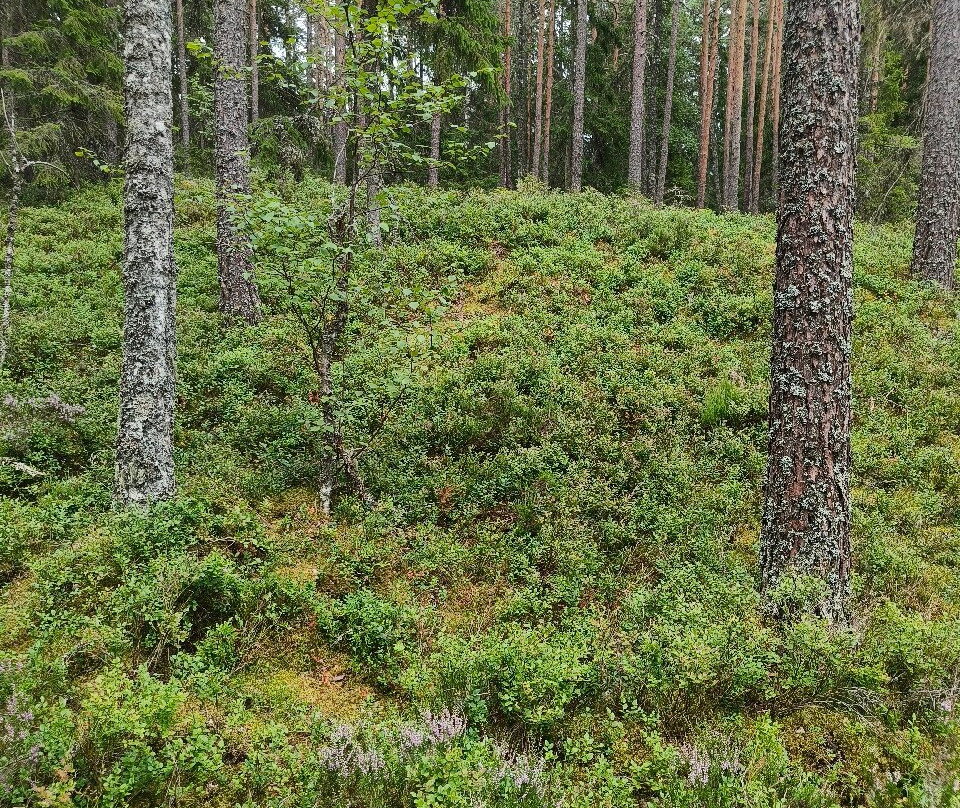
[1,178,959,807]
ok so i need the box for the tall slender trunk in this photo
[742,0,760,211]
[644,0,663,195]
[627,0,648,189]
[500,0,513,187]
[214,0,262,322]
[760,0,860,623]
[769,0,783,203]
[696,0,722,207]
[332,29,348,184]
[249,0,258,123]
[722,0,748,210]
[654,0,680,205]
[750,0,775,211]
[867,15,886,114]
[116,0,177,505]
[0,158,21,373]
[570,0,588,190]
[910,0,960,289]
[174,0,190,147]
[524,0,533,173]
[532,0,547,177]
[541,0,557,185]
[428,111,441,188]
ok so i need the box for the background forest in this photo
[1,0,960,805]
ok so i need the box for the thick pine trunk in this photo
[654,0,680,205]
[760,0,860,623]
[750,0,776,211]
[532,0,547,177]
[910,0,960,290]
[627,0,648,189]
[541,0,556,185]
[249,0,258,123]
[174,0,190,148]
[722,0,748,210]
[214,0,262,322]
[116,0,177,505]
[570,0,587,190]
[742,0,760,211]
[427,110,441,188]
[500,0,513,187]
[696,0,721,207]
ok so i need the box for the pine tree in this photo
[213,0,262,322]
[654,0,680,205]
[910,0,960,289]
[115,0,177,505]
[696,0,722,207]
[760,0,860,622]
[174,0,190,148]
[742,0,760,211]
[531,0,546,177]
[540,0,556,185]
[499,0,513,187]
[722,0,748,210]
[749,0,776,211]
[627,0,648,189]
[570,0,587,190]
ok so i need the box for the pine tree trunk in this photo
[541,0,556,185]
[500,0,513,188]
[532,0,547,177]
[910,0,960,289]
[696,0,722,207]
[769,0,783,203]
[760,0,860,623]
[428,110,441,188]
[750,0,775,211]
[332,29,348,184]
[249,0,258,123]
[627,0,648,189]
[570,0,588,190]
[722,0,748,210]
[742,0,760,211]
[214,0,262,322]
[174,0,190,148]
[654,0,680,205]
[116,0,177,505]
[867,16,886,114]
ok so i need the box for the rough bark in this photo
[750,0,776,212]
[696,0,722,207]
[743,0,760,211]
[541,0,557,185]
[532,0,547,177]
[427,110,441,188]
[500,0,513,188]
[769,0,783,203]
[116,0,178,505]
[174,0,190,147]
[627,0,648,189]
[759,0,860,622]
[570,0,588,190]
[332,29,348,184]
[249,0,259,123]
[214,0,262,322]
[654,0,680,205]
[722,0,748,210]
[910,0,960,290]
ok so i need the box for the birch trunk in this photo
[760,0,860,622]
[910,0,960,289]
[116,0,178,505]
[214,0,262,322]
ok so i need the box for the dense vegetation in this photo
[1,179,958,806]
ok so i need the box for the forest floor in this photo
[1,177,960,807]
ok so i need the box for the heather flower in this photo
[424,708,466,744]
